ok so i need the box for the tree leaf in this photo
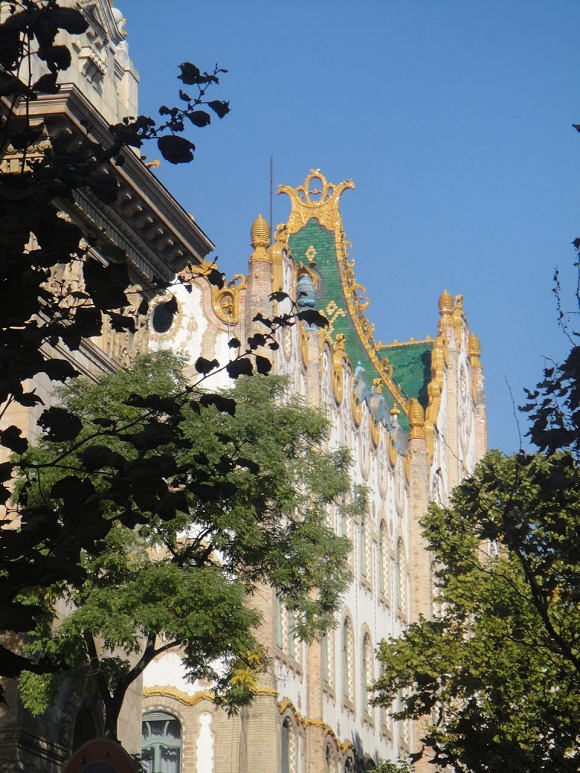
[157,135,195,164]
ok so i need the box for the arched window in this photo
[142,711,182,773]
[281,718,290,773]
[360,513,369,578]
[321,632,329,683]
[281,717,296,773]
[378,521,387,598]
[395,538,407,615]
[342,616,354,703]
[361,632,372,714]
[275,593,283,648]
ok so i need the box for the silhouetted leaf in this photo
[226,359,253,379]
[255,355,272,375]
[269,291,290,303]
[188,110,211,127]
[228,338,241,349]
[42,358,78,382]
[0,426,28,455]
[195,356,220,374]
[83,259,130,310]
[37,44,70,71]
[32,72,60,94]
[157,135,195,164]
[208,100,230,118]
[81,445,124,472]
[51,7,89,34]
[38,407,82,442]
[297,308,329,327]
[199,393,236,415]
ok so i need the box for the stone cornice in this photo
[24,86,215,281]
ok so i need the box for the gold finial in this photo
[469,332,481,367]
[408,398,425,440]
[251,214,270,249]
[249,215,271,263]
[390,406,400,416]
[438,289,453,316]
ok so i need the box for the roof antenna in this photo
[269,154,274,245]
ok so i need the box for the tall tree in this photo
[14,352,355,739]
[373,452,580,772]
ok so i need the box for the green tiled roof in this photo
[289,218,434,434]
[380,341,434,410]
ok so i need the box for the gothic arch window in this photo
[360,512,367,577]
[395,538,408,617]
[378,520,388,600]
[142,710,182,773]
[275,593,284,648]
[342,615,354,704]
[361,631,373,715]
[321,630,334,689]
[281,716,297,773]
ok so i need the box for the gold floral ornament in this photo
[187,260,246,326]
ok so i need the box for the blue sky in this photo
[122,1,579,453]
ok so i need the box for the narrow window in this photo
[361,633,372,712]
[360,514,367,577]
[281,718,290,773]
[275,594,283,648]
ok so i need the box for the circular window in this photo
[151,299,177,334]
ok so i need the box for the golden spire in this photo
[438,288,453,330]
[249,215,271,263]
[408,398,425,440]
[251,214,270,248]
[469,332,482,367]
[438,289,453,316]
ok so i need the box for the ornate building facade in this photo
[0,3,486,770]
[144,169,487,772]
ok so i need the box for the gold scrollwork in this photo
[332,333,347,404]
[300,321,309,368]
[278,169,355,235]
[187,261,246,326]
[425,334,446,463]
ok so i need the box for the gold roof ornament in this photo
[250,214,271,262]
[278,169,354,235]
[469,332,482,368]
[408,398,426,440]
[251,214,270,248]
[438,289,453,316]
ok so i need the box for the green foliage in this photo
[15,354,353,735]
[374,450,580,773]
[369,760,414,773]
